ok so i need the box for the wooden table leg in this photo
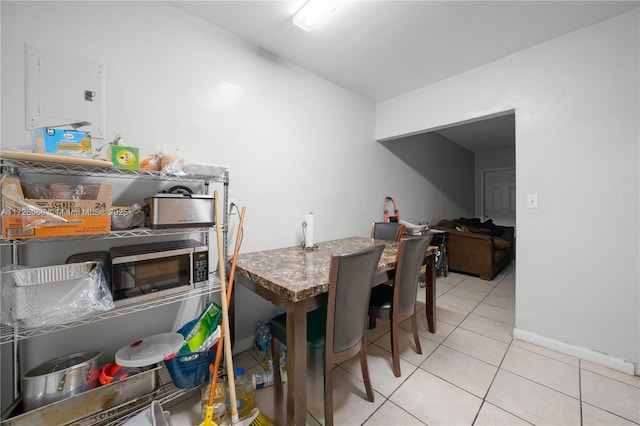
[425,253,436,333]
[285,302,308,426]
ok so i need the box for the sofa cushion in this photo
[468,227,491,234]
[456,218,482,228]
[480,218,506,237]
[437,219,457,228]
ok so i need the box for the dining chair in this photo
[368,221,405,330]
[371,221,405,242]
[368,235,432,377]
[269,244,385,426]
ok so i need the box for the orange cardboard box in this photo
[1,176,112,239]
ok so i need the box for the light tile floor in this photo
[174,262,640,425]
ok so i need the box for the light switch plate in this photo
[527,194,539,209]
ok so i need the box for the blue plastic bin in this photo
[164,350,217,389]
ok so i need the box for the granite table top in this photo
[235,236,436,303]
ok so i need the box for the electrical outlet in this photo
[527,194,538,209]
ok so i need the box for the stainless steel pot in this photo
[22,351,101,412]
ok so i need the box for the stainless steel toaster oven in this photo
[144,193,214,229]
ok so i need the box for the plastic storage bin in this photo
[164,350,217,389]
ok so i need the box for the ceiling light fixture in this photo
[293,0,342,32]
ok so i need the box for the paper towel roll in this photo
[304,212,314,248]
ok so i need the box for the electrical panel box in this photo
[26,43,105,139]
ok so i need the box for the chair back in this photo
[371,222,405,241]
[327,244,385,354]
[395,235,433,313]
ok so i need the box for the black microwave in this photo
[109,239,208,305]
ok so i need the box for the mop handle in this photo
[208,206,246,407]
[214,192,239,423]
[226,206,246,302]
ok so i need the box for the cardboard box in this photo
[1,177,112,239]
[32,128,92,157]
[110,145,139,169]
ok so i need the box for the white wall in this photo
[0,1,471,407]
[379,131,476,224]
[377,10,640,373]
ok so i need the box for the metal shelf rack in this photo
[0,157,228,184]
[0,155,229,425]
[0,281,221,345]
[0,226,216,246]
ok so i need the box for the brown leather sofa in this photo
[432,218,514,280]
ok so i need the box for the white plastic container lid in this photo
[115,332,184,367]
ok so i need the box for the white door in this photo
[483,168,515,227]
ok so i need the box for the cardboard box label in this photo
[32,128,92,157]
[1,177,112,239]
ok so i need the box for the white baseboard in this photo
[513,328,637,376]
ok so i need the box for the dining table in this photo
[235,236,438,426]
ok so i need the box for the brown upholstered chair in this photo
[371,221,405,241]
[368,235,432,377]
[269,244,385,426]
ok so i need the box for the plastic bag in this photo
[157,145,185,177]
[22,183,101,200]
[140,154,161,171]
[178,302,222,354]
[111,203,145,230]
[0,261,115,328]
[182,163,228,177]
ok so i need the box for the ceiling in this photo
[169,0,638,152]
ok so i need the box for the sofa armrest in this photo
[498,226,514,243]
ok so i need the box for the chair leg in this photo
[324,352,334,426]
[390,318,401,377]
[411,313,422,355]
[368,315,376,329]
[359,342,374,402]
[272,337,284,426]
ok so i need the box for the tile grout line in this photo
[375,270,517,424]
[471,267,535,425]
[435,275,533,425]
[472,338,535,425]
[401,270,513,423]
[579,358,583,425]
[380,270,516,424]
[359,274,470,425]
[323,269,520,424]
[419,276,510,424]
[432,269,534,425]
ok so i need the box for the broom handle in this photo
[214,192,240,423]
[226,206,246,303]
[208,206,246,407]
